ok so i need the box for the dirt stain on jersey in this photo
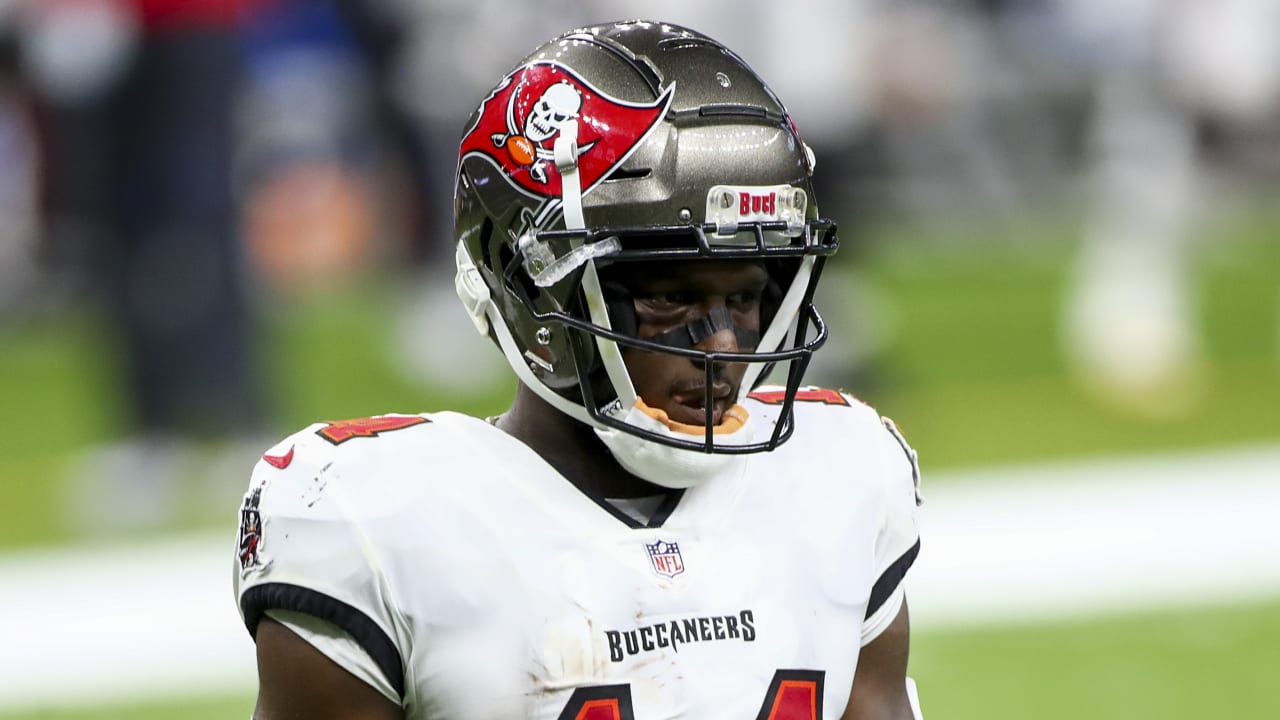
[302,462,334,508]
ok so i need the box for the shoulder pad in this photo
[880,415,922,506]
[253,413,435,471]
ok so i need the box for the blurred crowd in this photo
[0,0,1277,527]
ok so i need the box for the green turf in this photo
[3,600,1275,719]
[851,219,1279,466]
[0,694,254,720]
[912,599,1280,719]
[259,282,516,427]
[0,311,127,462]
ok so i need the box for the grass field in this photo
[915,598,1280,718]
[0,212,1276,717]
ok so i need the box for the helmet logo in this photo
[461,61,673,200]
[524,82,581,144]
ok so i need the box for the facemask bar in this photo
[578,250,818,452]
[535,219,837,260]
[571,300,830,453]
[498,215,836,453]
[482,257,827,454]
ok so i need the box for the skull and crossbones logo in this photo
[491,81,593,184]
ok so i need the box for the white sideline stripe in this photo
[907,443,1280,628]
[0,444,1277,711]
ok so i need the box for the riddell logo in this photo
[739,191,776,216]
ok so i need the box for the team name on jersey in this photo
[605,609,756,662]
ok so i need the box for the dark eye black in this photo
[727,290,761,308]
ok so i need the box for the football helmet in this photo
[454,20,839,487]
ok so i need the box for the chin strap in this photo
[553,118,585,230]
[595,399,754,488]
[554,118,637,411]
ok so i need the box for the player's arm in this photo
[253,616,403,720]
[842,600,916,720]
[843,414,925,719]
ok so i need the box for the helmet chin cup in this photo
[594,400,755,488]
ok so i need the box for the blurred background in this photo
[0,0,1276,718]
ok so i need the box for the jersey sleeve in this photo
[231,428,408,703]
[860,415,923,646]
[266,609,399,705]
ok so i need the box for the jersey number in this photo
[316,415,428,445]
[555,670,823,720]
[748,388,849,406]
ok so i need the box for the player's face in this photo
[609,260,768,428]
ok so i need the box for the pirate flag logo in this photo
[459,61,673,200]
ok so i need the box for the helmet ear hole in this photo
[477,218,496,272]
[498,242,547,311]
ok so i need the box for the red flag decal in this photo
[459,61,673,201]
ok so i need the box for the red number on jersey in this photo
[556,671,823,719]
[756,670,824,720]
[556,685,634,720]
[316,415,428,445]
[748,387,849,406]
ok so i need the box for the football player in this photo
[235,19,924,720]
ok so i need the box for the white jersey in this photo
[233,389,922,719]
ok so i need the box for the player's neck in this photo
[494,384,669,499]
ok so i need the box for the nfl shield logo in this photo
[645,539,685,578]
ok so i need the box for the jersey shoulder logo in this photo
[316,415,429,445]
[459,61,673,200]
[237,482,265,570]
